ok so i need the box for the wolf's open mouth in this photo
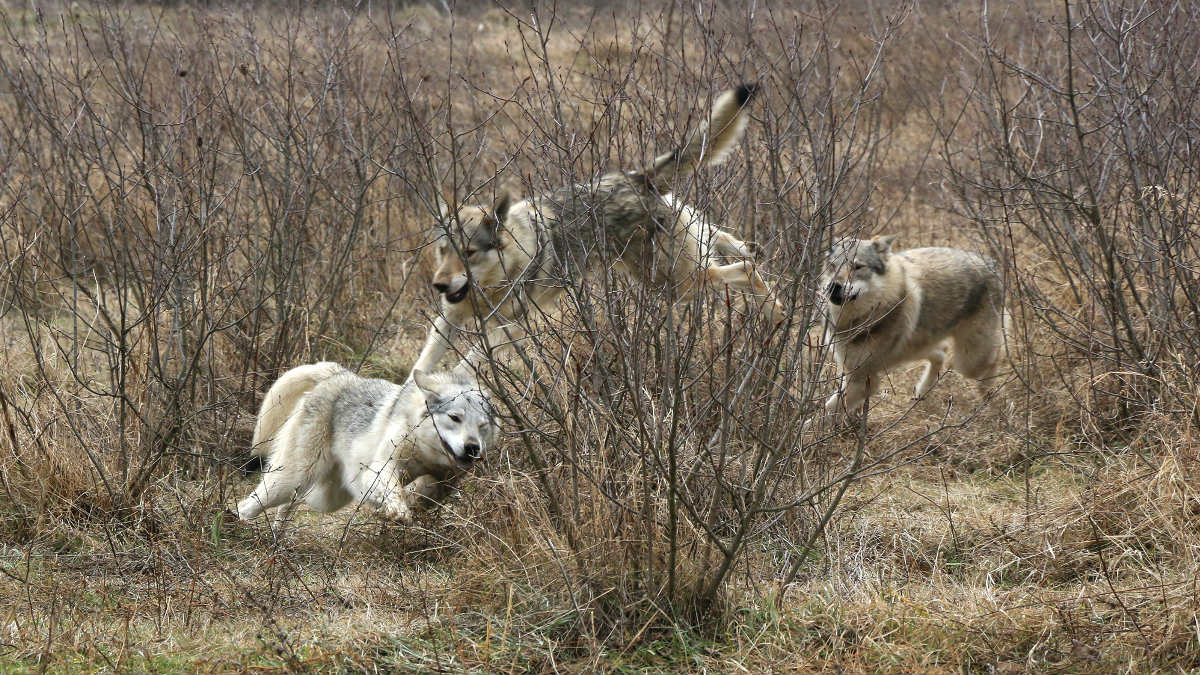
[828,284,859,306]
[443,284,469,304]
[828,291,847,305]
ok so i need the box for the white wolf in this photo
[820,236,1006,418]
[237,362,499,532]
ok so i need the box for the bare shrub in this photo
[939,0,1200,437]
[0,4,424,517]
[399,3,926,627]
[0,0,921,627]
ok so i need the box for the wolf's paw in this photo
[382,501,414,524]
[223,508,252,527]
[799,410,839,438]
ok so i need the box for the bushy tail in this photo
[251,362,345,457]
[640,83,758,192]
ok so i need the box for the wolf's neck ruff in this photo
[849,308,901,345]
[838,294,909,346]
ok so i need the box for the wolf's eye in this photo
[463,249,477,257]
[853,263,865,271]
[448,413,462,424]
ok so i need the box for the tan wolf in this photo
[412,84,780,373]
[820,236,1005,418]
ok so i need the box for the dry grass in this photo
[1,1,1199,672]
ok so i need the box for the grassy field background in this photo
[1,1,1198,672]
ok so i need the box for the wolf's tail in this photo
[640,83,758,193]
[251,362,345,457]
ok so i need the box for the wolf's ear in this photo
[435,190,453,219]
[872,235,898,254]
[490,191,512,224]
[411,369,439,399]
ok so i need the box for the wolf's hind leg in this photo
[237,474,298,522]
[704,261,781,322]
[951,325,1002,382]
[915,346,948,399]
[950,315,1007,400]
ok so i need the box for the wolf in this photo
[820,236,1005,418]
[412,84,780,374]
[236,361,499,533]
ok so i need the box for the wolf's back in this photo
[251,362,347,457]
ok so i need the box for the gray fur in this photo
[329,376,392,435]
[941,275,990,329]
[532,175,679,285]
[828,240,886,275]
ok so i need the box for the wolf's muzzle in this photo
[442,438,481,466]
[434,281,469,304]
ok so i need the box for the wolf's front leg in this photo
[413,306,468,375]
[827,375,872,416]
[462,322,528,372]
[380,474,444,522]
[380,489,415,523]
[817,374,880,431]
[801,386,846,434]
[365,467,414,523]
[704,260,783,325]
[403,474,447,512]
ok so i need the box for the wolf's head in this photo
[822,235,898,307]
[430,193,512,305]
[410,368,499,470]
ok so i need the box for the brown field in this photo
[1,1,1198,672]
